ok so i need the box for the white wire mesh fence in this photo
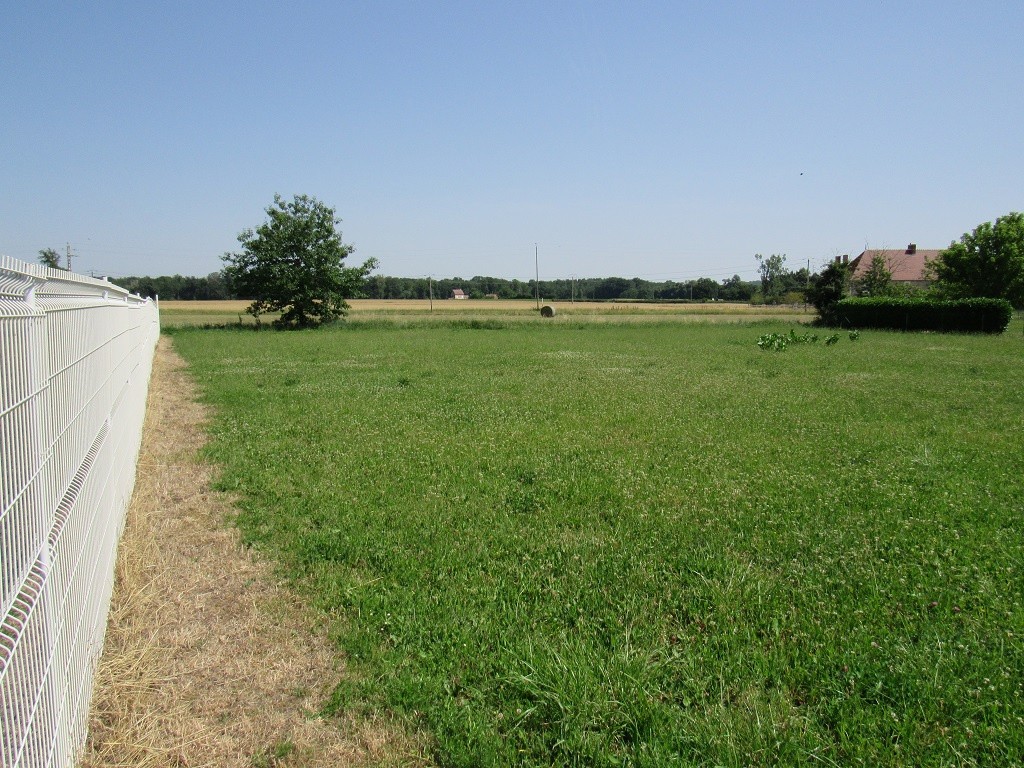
[0,255,159,767]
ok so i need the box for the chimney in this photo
[906,243,917,254]
[842,254,849,265]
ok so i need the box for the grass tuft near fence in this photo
[171,320,1024,766]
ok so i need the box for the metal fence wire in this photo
[0,255,159,767]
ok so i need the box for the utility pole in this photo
[806,259,811,308]
[428,276,433,312]
[65,242,74,272]
[534,243,540,310]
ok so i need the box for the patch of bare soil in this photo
[83,337,427,768]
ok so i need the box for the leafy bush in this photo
[757,329,822,351]
[756,332,789,350]
[805,259,851,323]
[834,297,1012,333]
[931,211,1024,308]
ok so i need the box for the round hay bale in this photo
[540,304,556,318]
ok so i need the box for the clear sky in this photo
[3,1,1022,283]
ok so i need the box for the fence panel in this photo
[0,255,159,767]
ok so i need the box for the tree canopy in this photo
[854,254,893,297]
[360,274,758,302]
[755,253,789,304]
[222,194,377,328]
[805,258,851,323]
[931,212,1024,309]
[113,272,230,300]
[38,248,63,270]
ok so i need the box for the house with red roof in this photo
[848,244,939,289]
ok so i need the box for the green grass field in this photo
[170,317,1024,766]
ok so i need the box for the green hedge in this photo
[833,297,1013,334]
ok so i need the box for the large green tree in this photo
[931,212,1024,308]
[755,253,789,304]
[223,194,377,328]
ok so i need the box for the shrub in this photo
[756,329,822,351]
[756,332,789,351]
[833,297,1012,334]
[806,260,851,323]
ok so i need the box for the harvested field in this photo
[83,337,425,768]
[158,299,812,328]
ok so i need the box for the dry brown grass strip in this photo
[83,337,427,768]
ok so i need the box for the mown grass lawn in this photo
[170,319,1024,766]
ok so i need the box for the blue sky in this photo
[2,1,1022,282]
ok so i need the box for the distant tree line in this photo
[110,272,771,303]
[59,206,1024,320]
[361,274,766,302]
[111,272,232,300]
